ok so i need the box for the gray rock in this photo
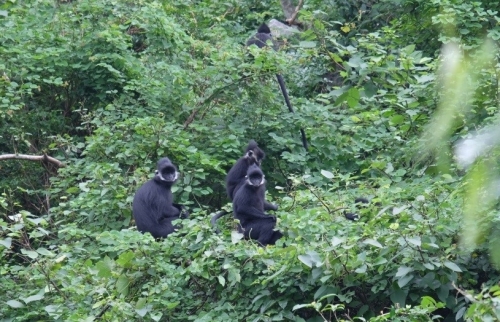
[268,19,300,39]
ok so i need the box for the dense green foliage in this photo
[1,0,500,321]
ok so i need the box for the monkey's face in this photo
[246,173,265,187]
[246,165,265,186]
[245,148,264,166]
[155,157,179,183]
[157,165,178,182]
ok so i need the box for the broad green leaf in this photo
[390,115,405,125]
[423,263,435,270]
[321,170,334,179]
[135,299,151,317]
[116,276,129,295]
[22,294,44,304]
[117,251,134,267]
[95,260,112,278]
[395,266,413,277]
[331,236,345,247]
[298,251,322,268]
[166,302,180,309]
[390,285,407,307]
[355,264,367,273]
[444,261,462,272]
[363,239,383,248]
[7,300,24,308]
[346,88,360,108]
[299,41,317,48]
[397,274,414,288]
[37,248,55,257]
[231,231,244,244]
[0,237,12,248]
[407,236,421,247]
[217,275,225,286]
[21,249,38,259]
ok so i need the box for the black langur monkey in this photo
[344,197,370,220]
[211,140,277,233]
[232,164,283,246]
[226,140,266,201]
[132,157,189,239]
[246,23,309,151]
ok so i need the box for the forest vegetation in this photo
[1,0,500,321]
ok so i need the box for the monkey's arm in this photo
[162,205,181,219]
[238,206,276,220]
[264,201,278,211]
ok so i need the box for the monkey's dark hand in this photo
[173,203,190,219]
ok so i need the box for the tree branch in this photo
[280,0,296,20]
[284,0,304,25]
[0,154,66,168]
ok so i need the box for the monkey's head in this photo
[257,23,271,34]
[155,157,179,183]
[245,140,265,166]
[245,164,265,187]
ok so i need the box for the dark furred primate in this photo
[246,23,309,151]
[232,164,283,246]
[132,157,189,239]
[226,140,278,209]
[212,140,277,232]
[344,197,370,220]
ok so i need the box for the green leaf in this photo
[231,231,244,244]
[299,41,317,48]
[407,236,421,247]
[423,263,435,270]
[395,266,413,277]
[346,88,360,108]
[390,284,407,307]
[217,275,226,286]
[116,276,129,295]
[21,249,38,259]
[444,261,462,272]
[22,293,44,304]
[331,236,345,247]
[298,251,322,268]
[402,44,415,54]
[135,298,151,317]
[363,239,383,248]
[37,248,55,257]
[7,300,24,308]
[116,251,134,267]
[390,115,405,125]
[321,170,334,179]
[397,274,414,288]
[95,260,113,278]
[0,237,12,248]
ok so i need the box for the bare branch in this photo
[280,0,296,20]
[286,0,304,25]
[0,154,66,168]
